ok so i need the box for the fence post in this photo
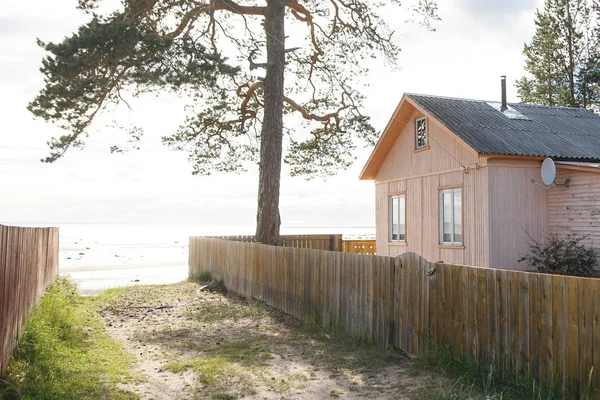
[329,234,341,251]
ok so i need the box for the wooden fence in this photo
[209,235,376,254]
[189,237,600,393]
[0,224,59,373]
[208,234,343,251]
[341,240,376,255]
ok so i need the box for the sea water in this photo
[21,224,374,294]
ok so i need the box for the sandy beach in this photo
[55,224,375,294]
[57,224,201,294]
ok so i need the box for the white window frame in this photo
[439,188,462,246]
[389,194,406,243]
[415,117,428,149]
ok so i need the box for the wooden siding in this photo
[373,107,488,265]
[375,168,489,265]
[375,183,391,254]
[369,103,562,271]
[375,110,479,182]
[465,167,490,267]
[0,224,59,373]
[360,98,416,180]
[548,168,600,249]
[488,160,547,270]
[191,240,600,394]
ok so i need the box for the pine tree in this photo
[517,9,566,106]
[28,0,439,245]
[517,0,600,109]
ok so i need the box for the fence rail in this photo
[0,224,59,373]
[189,237,600,393]
[208,234,377,254]
[208,234,343,251]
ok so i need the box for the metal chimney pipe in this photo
[501,75,508,111]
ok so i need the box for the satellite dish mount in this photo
[530,158,570,189]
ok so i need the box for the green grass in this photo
[300,313,405,373]
[188,270,213,283]
[211,394,237,400]
[190,298,270,323]
[95,284,167,312]
[162,339,273,386]
[188,272,227,293]
[0,277,138,400]
[411,341,599,400]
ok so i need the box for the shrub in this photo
[188,270,213,283]
[519,234,597,277]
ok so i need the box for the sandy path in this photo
[98,283,447,399]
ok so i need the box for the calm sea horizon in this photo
[4,223,375,294]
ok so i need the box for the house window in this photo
[389,194,406,242]
[440,188,462,245]
[415,117,428,149]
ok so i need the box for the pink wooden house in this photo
[360,78,600,270]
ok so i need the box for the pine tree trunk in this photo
[255,0,285,246]
[566,4,576,106]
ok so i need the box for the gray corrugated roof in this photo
[556,161,600,168]
[407,94,600,160]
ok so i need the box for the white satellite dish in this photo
[530,158,569,189]
[541,158,557,186]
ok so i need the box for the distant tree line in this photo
[517,0,600,110]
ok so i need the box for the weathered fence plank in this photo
[565,277,580,389]
[476,268,488,363]
[552,275,567,389]
[539,273,554,386]
[486,268,497,365]
[529,273,541,380]
[593,279,600,388]
[496,269,509,370]
[0,224,59,374]
[579,278,593,385]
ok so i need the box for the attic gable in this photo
[360,95,478,180]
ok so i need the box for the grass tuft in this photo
[188,271,227,294]
[212,394,237,400]
[162,339,273,386]
[300,313,406,374]
[191,298,270,323]
[188,270,213,283]
[0,277,138,400]
[163,357,229,386]
[412,341,599,400]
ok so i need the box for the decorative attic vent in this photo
[486,102,530,120]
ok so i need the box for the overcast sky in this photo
[0,0,543,228]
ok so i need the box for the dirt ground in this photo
[98,282,449,400]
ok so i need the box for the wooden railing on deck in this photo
[341,240,376,255]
